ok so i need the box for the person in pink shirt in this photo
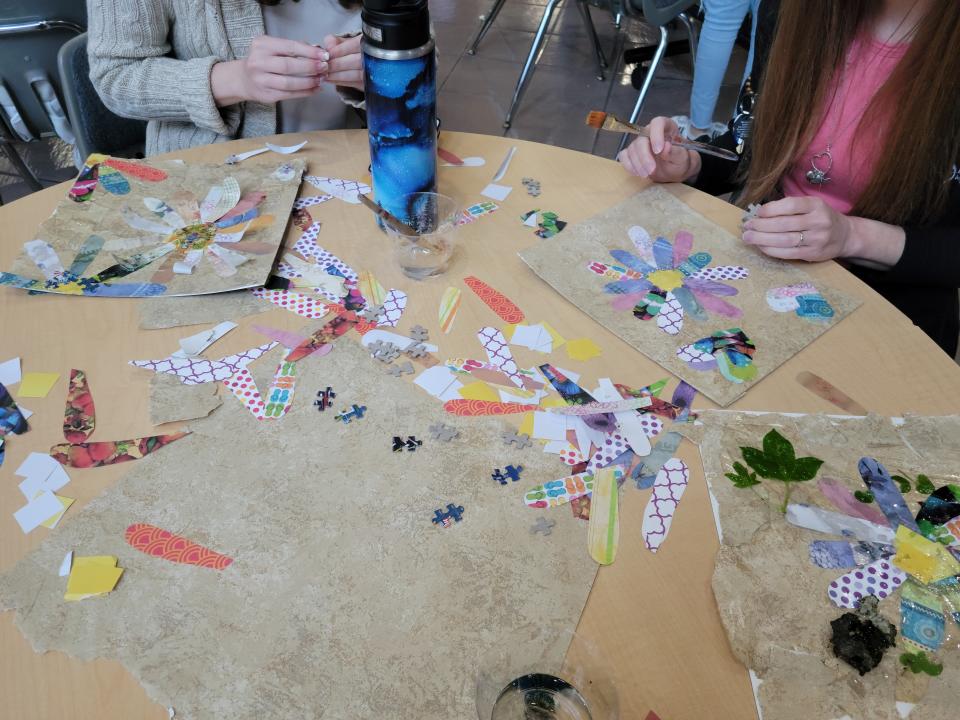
[619,0,960,356]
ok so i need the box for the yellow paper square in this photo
[64,556,124,601]
[565,338,603,362]
[18,372,60,398]
[518,412,535,437]
[541,396,567,409]
[40,495,75,529]
[459,382,500,402]
[540,321,566,349]
[892,525,960,583]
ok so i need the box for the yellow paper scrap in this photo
[586,467,619,565]
[518,412,535,437]
[459,382,500,402]
[64,556,124,601]
[18,372,60,398]
[540,396,567,409]
[565,338,603,362]
[40,495,75,529]
[358,270,386,307]
[540,322,566,349]
[893,525,960,583]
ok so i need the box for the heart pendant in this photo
[806,149,832,186]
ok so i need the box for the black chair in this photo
[58,33,146,163]
[0,1,86,191]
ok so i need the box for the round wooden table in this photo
[2,130,958,720]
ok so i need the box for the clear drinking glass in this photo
[475,628,619,720]
[384,192,460,280]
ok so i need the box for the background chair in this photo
[467,0,697,132]
[58,34,147,163]
[0,1,86,192]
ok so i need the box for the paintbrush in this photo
[585,111,739,161]
[358,193,419,237]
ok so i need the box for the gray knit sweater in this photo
[86,0,359,156]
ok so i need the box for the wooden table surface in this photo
[2,130,959,720]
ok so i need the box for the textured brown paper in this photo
[139,290,274,329]
[11,158,304,297]
[519,186,862,406]
[0,340,598,720]
[149,374,222,426]
[690,411,960,719]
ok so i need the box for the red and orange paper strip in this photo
[464,276,525,324]
[125,523,233,570]
[443,399,539,416]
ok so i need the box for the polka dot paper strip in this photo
[251,288,331,320]
[827,558,906,609]
[222,367,266,419]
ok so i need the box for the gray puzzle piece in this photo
[429,423,460,442]
[530,517,556,536]
[501,431,532,449]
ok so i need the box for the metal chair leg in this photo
[576,0,608,81]
[0,142,43,192]
[467,0,509,55]
[617,24,669,153]
[676,11,699,66]
[503,0,563,128]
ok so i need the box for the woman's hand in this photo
[212,35,328,106]
[617,116,701,183]
[323,34,364,91]
[742,196,854,262]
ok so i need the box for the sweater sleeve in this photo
[86,0,241,136]
[872,224,960,287]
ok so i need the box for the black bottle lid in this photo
[361,0,431,52]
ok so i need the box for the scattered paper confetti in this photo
[464,276,525,323]
[125,523,234,570]
[18,372,60,398]
[64,555,124,601]
[565,338,603,361]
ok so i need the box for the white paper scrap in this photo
[0,357,21,385]
[14,490,64,533]
[18,405,33,420]
[616,412,652,457]
[785,504,895,544]
[523,212,539,228]
[542,441,569,455]
[509,324,552,353]
[499,388,548,406]
[58,550,74,577]
[532,411,568,442]
[414,366,464,402]
[481,183,513,202]
[16,452,70,499]
[590,378,621,403]
[173,321,238,359]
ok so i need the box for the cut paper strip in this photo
[251,325,311,350]
[893,525,960,584]
[13,490,65,533]
[16,452,70,499]
[40,494,74,529]
[796,371,868,415]
[858,457,919,532]
[303,175,371,204]
[67,234,106,276]
[293,194,333,210]
[809,540,895,569]
[439,287,462,334]
[642,458,690,552]
[63,369,96,443]
[632,431,681,489]
[64,555,124,601]
[282,253,347,296]
[0,357,21,386]
[287,312,358,362]
[263,360,297,419]
[173,321,237,359]
[565,338,603,361]
[291,234,358,283]
[51,432,190,468]
[222,367,266,419]
[130,343,277,385]
[251,288,332,320]
[818,477,890,526]
[587,433,628,474]
[379,289,407,327]
[827,557,906,609]
[18,372,60,398]
[478,327,524,388]
[457,200,499,226]
[125,523,233,569]
[414,366,465,402]
[615,412,652,458]
[549,398,651,415]
[465,276,524,323]
[587,467,620,565]
[358,270,387,307]
[443,399,538,416]
[786,504,895,544]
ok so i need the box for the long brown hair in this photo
[741,0,960,225]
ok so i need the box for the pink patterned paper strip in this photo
[130,343,277,385]
[251,288,332,320]
[641,458,690,552]
[477,327,524,388]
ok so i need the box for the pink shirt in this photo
[781,36,908,214]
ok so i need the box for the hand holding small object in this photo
[617,116,702,183]
[742,196,854,262]
[323,34,364,91]
[212,35,328,106]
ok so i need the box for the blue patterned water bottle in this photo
[361,0,437,226]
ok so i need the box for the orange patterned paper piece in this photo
[464,276,525,323]
[103,157,168,182]
[125,523,233,570]
[443,399,539,416]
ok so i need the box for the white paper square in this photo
[0,357,21,385]
[481,183,513,202]
[16,452,70,499]
[13,490,64,533]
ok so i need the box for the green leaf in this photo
[947,484,960,502]
[916,474,935,495]
[790,456,824,482]
[725,461,760,488]
[900,651,943,677]
[853,490,874,504]
[741,446,782,479]
[892,474,912,494]
[762,429,796,466]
